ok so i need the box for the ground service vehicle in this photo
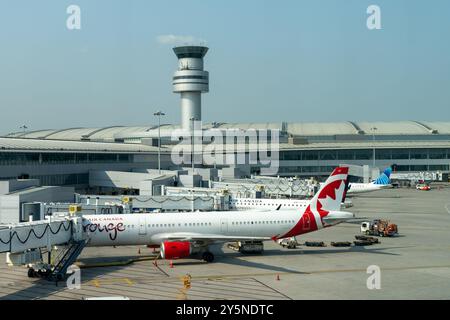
[416,183,431,191]
[360,219,398,237]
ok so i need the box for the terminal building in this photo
[2,121,450,185]
[1,45,449,188]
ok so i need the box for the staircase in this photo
[47,240,87,282]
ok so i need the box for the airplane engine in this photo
[160,241,192,260]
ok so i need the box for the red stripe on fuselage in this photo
[276,207,319,239]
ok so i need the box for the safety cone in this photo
[170,260,174,268]
[276,274,280,281]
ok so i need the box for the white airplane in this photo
[82,166,354,263]
[229,197,351,211]
[229,197,309,211]
[346,168,393,194]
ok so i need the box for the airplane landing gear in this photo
[202,252,214,263]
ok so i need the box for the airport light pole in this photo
[153,111,165,174]
[371,127,378,169]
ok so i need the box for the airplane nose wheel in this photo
[202,252,214,263]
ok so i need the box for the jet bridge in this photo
[0,215,86,281]
[0,216,84,254]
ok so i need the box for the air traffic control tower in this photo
[172,46,209,131]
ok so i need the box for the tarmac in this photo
[1,187,450,300]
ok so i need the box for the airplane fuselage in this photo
[347,182,392,194]
[229,198,308,211]
[82,209,352,247]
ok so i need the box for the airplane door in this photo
[139,216,147,235]
[220,219,228,234]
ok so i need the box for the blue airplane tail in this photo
[373,167,392,185]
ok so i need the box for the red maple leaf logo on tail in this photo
[316,179,345,217]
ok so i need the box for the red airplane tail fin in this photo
[277,166,349,239]
[310,166,349,215]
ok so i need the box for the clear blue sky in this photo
[0,0,449,134]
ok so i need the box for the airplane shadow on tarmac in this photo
[179,245,407,274]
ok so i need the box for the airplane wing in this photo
[152,232,271,245]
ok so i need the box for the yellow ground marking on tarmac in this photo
[90,278,134,288]
[177,288,189,300]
